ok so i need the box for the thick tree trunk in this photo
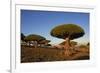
[34,41,38,48]
[64,38,71,56]
[29,41,30,46]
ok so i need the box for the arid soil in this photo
[21,45,89,63]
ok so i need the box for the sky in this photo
[21,9,89,45]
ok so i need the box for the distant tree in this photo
[24,34,46,47]
[39,40,51,46]
[59,41,66,45]
[60,41,77,47]
[50,24,85,55]
[70,41,77,47]
[21,33,25,41]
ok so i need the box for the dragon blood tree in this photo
[24,34,46,48]
[50,24,85,56]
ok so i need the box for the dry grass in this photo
[21,45,89,63]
